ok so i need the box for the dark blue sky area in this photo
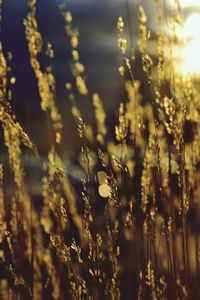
[0,0,157,151]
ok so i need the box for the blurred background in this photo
[0,0,158,151]
[1,0,200,145]
[0,0,200,191]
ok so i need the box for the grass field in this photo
[0,0,200,299]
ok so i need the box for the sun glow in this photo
[181,36,200,76]
[168,0,200,9]
[180,13,200,76]
[168,1,200,76]
[178,0,200,8]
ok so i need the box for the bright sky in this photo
[167,0,200,76]
[168,0,200,8]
